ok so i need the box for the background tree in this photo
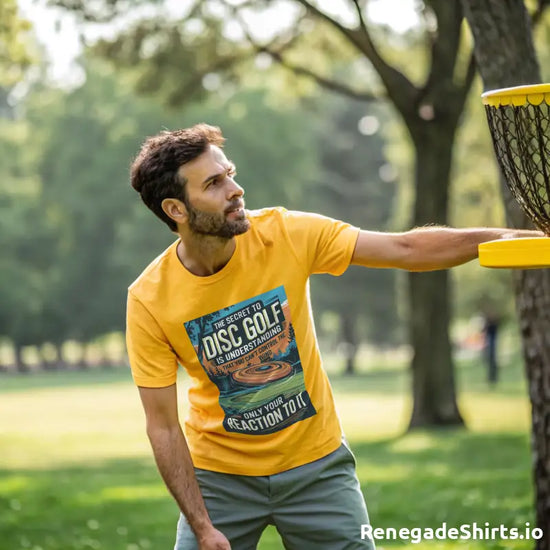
[0,56,327,366]
[307,94,401,374]
[461,0,550,544]
[24,65,157,366]
[0,0,33,89]
[0,136,53,371]
[0,1,43,370]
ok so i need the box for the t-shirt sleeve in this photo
[283,210,360,276]
[126,290,179,387]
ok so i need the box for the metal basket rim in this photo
[482,83,550,107]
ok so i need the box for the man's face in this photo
[179,145,250,239]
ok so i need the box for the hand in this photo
[197,527,231,550]
[502,229,545,239]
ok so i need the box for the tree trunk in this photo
[41,344,59,371]
[407,121,463,427]
[13,342,28,373]
[100,343,114,369]
[54,342,68,370]
[461,0,550,544]
[77,342,89,370]
[52,0,472,429]
[340,310,358,376]
[380,1,474,429]
[515,269,550,546]
[41,357,56,371]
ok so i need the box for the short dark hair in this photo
[130,124,226,231]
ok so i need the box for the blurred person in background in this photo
[482,305,502,386]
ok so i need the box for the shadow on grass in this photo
[0,431,534,550]
[0,457,178,550]
[352,430,534,548]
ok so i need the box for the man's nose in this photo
[227,178,244,199]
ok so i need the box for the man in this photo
[482,306,501,386]
[126,123,540,550]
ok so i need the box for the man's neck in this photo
[177,233,236,276]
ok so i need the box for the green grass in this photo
[0,356,536,549]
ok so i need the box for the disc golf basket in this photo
[479,83,550,268]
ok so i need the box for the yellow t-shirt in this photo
[126,207,360,475]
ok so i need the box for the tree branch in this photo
[219,0,304,54]
[49,0,150,23]
[165,52,248,105]
[350,0,368,37]
[266,49,380,101]
[293,0,418,117]
[421,1,463,100]
[223,1,380,101]
[532,0,550,26]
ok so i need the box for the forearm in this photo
[402,226,543,271]
[147,424,212,538]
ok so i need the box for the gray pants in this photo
[175,443,375,549]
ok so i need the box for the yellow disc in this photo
[482,83,550,107]
[479,238,550,268]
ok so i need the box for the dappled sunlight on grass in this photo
[0,475,31,494]
[0,377,190,469]
[0,459,177,549]
[354,431,532,541]
[354,461,412,483]
[0,358,536,549]
[388,431,438,453]
[460,393,531,432]
[336,393,409,441]
[99,485,168,502]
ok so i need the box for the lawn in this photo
[0,354,536,549]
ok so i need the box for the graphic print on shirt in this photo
[184,286,316,435]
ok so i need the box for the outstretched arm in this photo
[138,384,230,550]
[351,226,543,271]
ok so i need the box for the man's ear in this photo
[161,198,187,226]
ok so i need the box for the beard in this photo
[184,197,250,239]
